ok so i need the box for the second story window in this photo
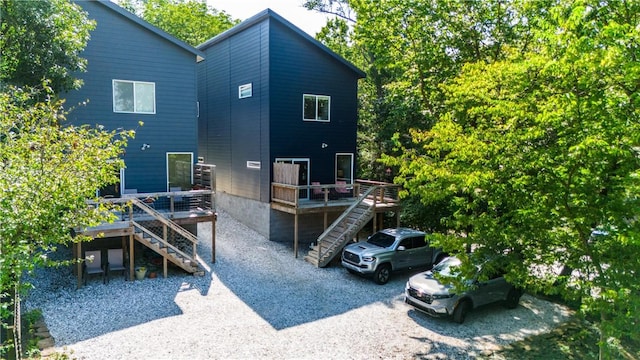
[303,94,330,122]
[113,80,156,114]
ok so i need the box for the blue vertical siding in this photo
[198,42,232,192]
[268,20,359,186]
[64,1,199,193]
[198,10,362,203]
[198,20,270,201]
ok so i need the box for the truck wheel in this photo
[373,264,391,285]
[453,300,471,324]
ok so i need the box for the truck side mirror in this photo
[397,246,406,251]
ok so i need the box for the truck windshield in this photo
[367,233,396,248]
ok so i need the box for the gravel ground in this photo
[25,210,573,359]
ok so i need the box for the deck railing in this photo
[271,180,400,207]
[121,189,215,217]
[128,198,199,262]
[355,180,401,206]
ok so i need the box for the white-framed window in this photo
[239,83,252,99]
[303,94,330,122]
[113,80,156,114]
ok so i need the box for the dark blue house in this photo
[197,9,365,243]
[64,0,204,196]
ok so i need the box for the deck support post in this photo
[122,236,130,281]
[211,214,216,263]
[129,233,134,280]
[163,258,168,278]
[76,242,82,289]
[294,213,299,258]
[372,213,377,234]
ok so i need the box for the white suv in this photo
[405,256,522,323]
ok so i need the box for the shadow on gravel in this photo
[405,294,573,355]
[208,212,572,334]
[211,254,411,330]
[208,214,427,330]
[24,245,212,346]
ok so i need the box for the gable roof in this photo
[91,0,205,62]
[197,8,365,78]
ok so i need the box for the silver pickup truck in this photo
[341,228,446,284]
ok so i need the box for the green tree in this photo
[0,85,134,355]
[0,0,95,93]
[308,0,532,230]
[120,0,238,46]
[387,0,640,356]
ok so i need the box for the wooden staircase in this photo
[304,186,379,267]
[129,198,204,276]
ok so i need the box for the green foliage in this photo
[0,0,95,93]
[310,0,533,185]
[0,86,133,352]
[120,0,239,46]
[388,0,640,352]
[312,0,640,352]
[23,309,42,326]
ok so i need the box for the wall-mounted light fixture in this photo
[141,143,151,151]
[321,143,328,149]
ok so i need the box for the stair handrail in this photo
[129,198,199,248]
[316,186,380,261]
[130,220,196,265]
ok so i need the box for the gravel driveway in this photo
[25,210,573,359]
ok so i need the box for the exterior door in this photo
[167,152,193,191]
[336,153,353,184]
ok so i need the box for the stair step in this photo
[303,256,319,266]
[317,243,339,252]
[308,197,377,267]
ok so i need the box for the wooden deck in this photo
[75,192,216,288]
[270,180,401,215]
[271,180,402,257]
[81,210,215,238]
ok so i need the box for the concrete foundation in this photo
[217,192,271,238]
[216,192,358,247]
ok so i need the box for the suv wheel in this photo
[373,264,391,285]
[453,300,471,324]
[504,288,521,309]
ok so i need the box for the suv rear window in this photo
[367,232,396,248]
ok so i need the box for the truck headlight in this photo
[362,256,376,262]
